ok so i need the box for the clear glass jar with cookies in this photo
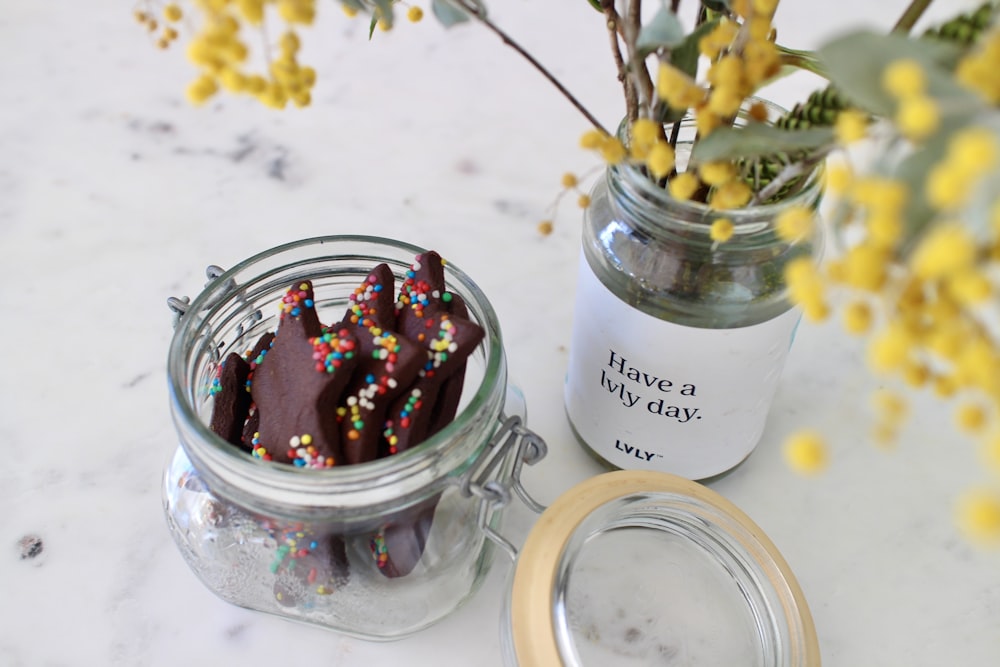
[164,236,545,640]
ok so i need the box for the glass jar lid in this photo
[510,470,819,666]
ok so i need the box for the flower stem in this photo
[623,0,656,113]
[892,0,936,33]
[456,1,609,134]
[778,46,827,78]
[602,1,638,122]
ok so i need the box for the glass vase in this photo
[564,107,824,480]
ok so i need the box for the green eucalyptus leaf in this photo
[432,0,472,26]
[585,0,602,11]
[691,124,835,163]
[817,30,968,116]
[369,12,378,39]
[636,7,686,55]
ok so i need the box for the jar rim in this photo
[166,235,508,516]
[610,99,824,224]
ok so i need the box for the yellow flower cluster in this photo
[956,27,1000,104]
[780,43,1000,543]
[870,388,908,446]
[783,430,828,475]
[927,127,998,210]
[575,5,786,230]
[580,123,753,216]
[788,161,999,399]
[628,119,676,178]
[958,489,1000,545]
[882,58,939,141]
[784,256,828,322]
[138,1,426,108]
[709,217,735,243]
[834,109,868,144]
[539,169,598,235]
[671,4,782,140]
[134,3,183,50]
[774,205,814,242]
[144,0,320,108]
[580,129,628,165]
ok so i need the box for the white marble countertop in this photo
[1,0,998,665]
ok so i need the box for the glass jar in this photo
[565,106,824,479]
[164,236,546,640]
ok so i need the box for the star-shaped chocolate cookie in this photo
[250,281,359,467]
[337,320,424,465]
[336,265,424,464]
[383,253,485,455]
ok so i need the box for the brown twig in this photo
[455,0,608,133]
[623,0,656,112]
[892,0,936,33]
[601,0,638,122]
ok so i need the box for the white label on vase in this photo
[564,253,800,480]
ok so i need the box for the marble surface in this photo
[1,0,998,665]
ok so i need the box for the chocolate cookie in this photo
[382,311,484,455]
[384,255,484,454]
[372,257,485,579]
[369,495,440,578]
[338,324,424,465]
[394,250,449,341]
[343,262,396,331]
[428,293,473,436]
[251,281,360,467]
[239,331,275,454]
[242,407,261,456]
[208,352,252,447]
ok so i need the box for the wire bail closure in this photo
[167,265,229,326]
[168,265,262,345]
[458,414,548,561]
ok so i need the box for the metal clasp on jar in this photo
[457,414,548,561]
[168,265,262,363]
[167,264,229,325]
